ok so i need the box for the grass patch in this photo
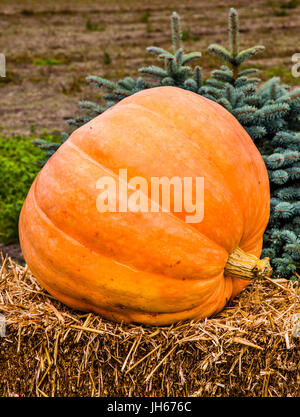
[20,9,35,16]
[280,0,299,9]
[61,75,86,95]
[0,133,59,244]
[264,63,299,84]
[0,71,21,86]
[10,53,33,65]
[103,52,111,65]
[268,0,299,14]
[33,57,65,66]
[30,52,84,67]
[28,75,47,83]
[85,18,106,32]
[146,22,153,33]
[181,28,200,42]
[20,9,75,17]
[140,11,151,23]
[273,8,288,15]
[86,18,98,31]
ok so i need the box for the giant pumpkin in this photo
[19,86,272,326]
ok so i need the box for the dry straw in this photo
[0,254,299,397]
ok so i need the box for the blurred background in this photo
[0,0,299,136]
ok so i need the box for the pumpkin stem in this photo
[224,247,272,280]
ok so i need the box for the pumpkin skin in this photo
[19,86,270,326]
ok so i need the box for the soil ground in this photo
[0,0,299,137]
[0,243,24,264]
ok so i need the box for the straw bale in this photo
[0,255,299,397]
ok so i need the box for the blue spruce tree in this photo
[34,9,300,280]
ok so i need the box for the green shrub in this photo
[140,11,151,23]
[103,52,111,65]
[273,8,287,15]
[181,28,200,42]
[0,134,57,244]
[86,18,99,31]
[280,0,299,9]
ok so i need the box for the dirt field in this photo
[0,0,299,136]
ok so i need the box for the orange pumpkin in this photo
[19,86,271,326]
